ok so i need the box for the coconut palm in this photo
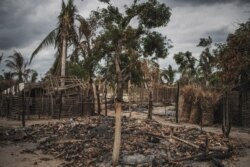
[161,65,176,85]
[30,0,78,80]
[5,52,31,83]
[197,36,215,86]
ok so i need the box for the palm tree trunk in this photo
[112,42,123,166]
[61,37,67,87]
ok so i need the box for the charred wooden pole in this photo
[199,100,203,131]
[104,81,108,116]
[6,96,10,118]
[222,91,231,138]
[93,83,98,114]
[27,84,31,120]
[175,82,179,123]
[50,94,54,118]
[59,92,63,120]
[128,77,132,117]
[96,85,101,115]
[148,90,153,119]
[22,92,26,127]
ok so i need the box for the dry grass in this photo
[180,85,221,125]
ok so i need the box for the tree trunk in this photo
[87,75,95,115]
[222,91,231,138]
[22,93,26,127]
[112,42,123,166]
[92,83,98,114]
[96,85,101,115]
[59,92,63,120]
[176,82,179,123]
[148,90,153,119]
[61,37,67,87]
[112,101,122,166]
[104,80,108,116]
[128,79,132,117]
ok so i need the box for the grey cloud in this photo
[0,0,249,77]
[162,0,250,7]
[203,26,230,43]
[0,0,60,50]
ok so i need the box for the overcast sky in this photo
[0,0,249,79]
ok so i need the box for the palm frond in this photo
[30,29,58,64]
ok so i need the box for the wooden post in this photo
[50,94,54,118]
[59,92,63,120]
[22,92,26,127]
[175,82,179,123]
[148,90,153,119]
[199,100,203,131]
[128,79,132,117]
[104,83,108,116]
[27,84,31,120]
[96,85,101,115]
[222,91,231,138]
[81,95,84,116]
[6,96,10,118]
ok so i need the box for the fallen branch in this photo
[171,135,200,149]
[174,150,233,162]
[55,139,91,144]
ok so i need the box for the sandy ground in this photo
[0,108,250,167]
[0,118,64,167]
[0,142,63,167]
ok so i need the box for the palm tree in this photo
[5,52,31,83]
[30,70,38,83]
[174,51,197,83]
[30,0,77,83]
[161,65,176,85]
[197,36,215,86]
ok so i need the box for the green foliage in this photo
[97,0,171,85]
[66,61,87,79]
[136,0,171,29]
[143,31,170,59]
[161,65,176,85]
[215,19,250,85]
[30,0,78,75]
[197,36,216,85]
[174,51,197,84]
[197,36,212,47]
[5,51,34,83]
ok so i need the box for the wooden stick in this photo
[171,135,200,149]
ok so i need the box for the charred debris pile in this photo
[0,116,246,166]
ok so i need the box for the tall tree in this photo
[97,0,171,165]
[216,19,250,85]
[30,0,78,82]
[197,36,215,86]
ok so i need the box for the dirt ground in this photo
[0,109,250,167]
